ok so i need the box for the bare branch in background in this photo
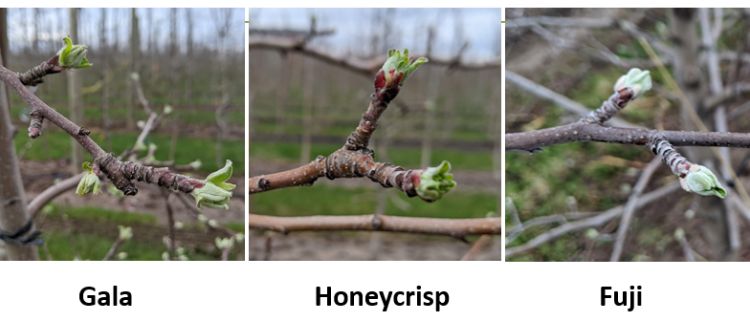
[610,157,661,261]
[506,183,680,257]
[249,214,501,238]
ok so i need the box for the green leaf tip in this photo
[417,160,457,202]
[191,160,236,209]
[614,68,652,98]
[58,36,92,69]
[379,49,428,88]
[680,165,726,198]
[76,161,101,196]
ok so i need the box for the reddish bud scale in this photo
[374,70,386,91]
[410,170,421,188]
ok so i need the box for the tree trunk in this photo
[67,8,83,173]
[0,10,38,260]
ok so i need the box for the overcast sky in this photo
[251,8,501,60]
[6,8,243,53]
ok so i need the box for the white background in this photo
[1,1,749,320]
[0,262,747,319]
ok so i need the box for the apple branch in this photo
[507,68,740,198]
[249,49,455,202]
[2,37,235,209]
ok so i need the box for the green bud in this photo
[614,68,652,98]
[679,165,726,198]
[58,36,92,69]
[379,49,428,88]
[191,160,236,209]
[416,160,456,202]
[76,162,101,196]
[116,252,128,260]
[234,233,245,243]
[118,225,133,241]
[163,105,174,115]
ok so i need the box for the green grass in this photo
[250,141,493,172]
[39,204,239,261]
[14,128,245,174]
[250,184,497,219]
[45,204,157,225]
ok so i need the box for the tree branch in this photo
[506,122,750,151]
[249,214,501,238]
[0,64,204,197]
[506,183,680,258]
[249,50,454,202]
[27,173,82,219]
[506,70,636,128]
[249,35,500,74]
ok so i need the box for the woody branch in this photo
[249,49,455,202]
[1,37,236,209]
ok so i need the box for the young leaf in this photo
[191,160,236,209]
[416,160,457,202]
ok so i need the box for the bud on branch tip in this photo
[58,36,92,69]
[614,68,652,98]
[191,160,236,209]
[679,165,726,198]
[376,49,428,90]
[417,160,456,202]
[76,161,101,196]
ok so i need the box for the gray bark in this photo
[67,8,83,174]
[0,10,38,260]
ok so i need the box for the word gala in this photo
[79,286,132,306]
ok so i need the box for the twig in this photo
[249,35,500,74]
[0,64,204,197]
[610,157,661,261]
[162,191,177,258]
[460,235,494,260]
[249,214,501,238]
[506,183,680,258]
[27,174,82,219]
[506,122,750,152]
[506,71,635,127]
[103,238,125,261]
[249,51,453,202]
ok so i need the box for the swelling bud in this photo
[614,68,652,98]
[416,160,456,202]
[679,165,726,198]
